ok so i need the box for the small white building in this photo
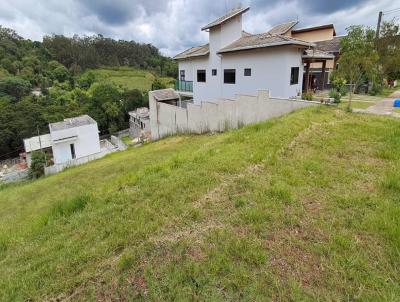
[173,6,333,104]
[49,115,100,164]
[128,107,150,139]
[23,115,117,175]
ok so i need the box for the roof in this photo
[267,20,298,35]
[49,115,96,131]
[302,49,335,60]
[218,33,314,54]
[174,44,209,60]
[129,107,149,119]
[23,134,52,153]
[201,6,250,31]
[314,36,343,54]
[292,24,336,36]
[151,88,179,101]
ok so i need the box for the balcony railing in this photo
[175,80,193,92]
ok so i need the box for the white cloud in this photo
[0,0,398,56]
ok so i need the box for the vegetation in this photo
[337,26,379,109]
[0,107,399,300]
[28,151,46,179]
[0,25,177,159]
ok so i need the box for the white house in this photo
[23,115,117,174]
[173,6,318,104]
[49,115,101,164]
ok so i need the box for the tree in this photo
[337,26,379,109]
[377,20,400,82]
[0,77,32,100]
[151,77,166,90]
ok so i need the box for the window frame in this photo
[290,67,299,85]
[244,68,251,76]
[179,70,185,81]
[197,69,206,83]
[224,69,236,84]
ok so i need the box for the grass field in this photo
[0,107,399,300]
[83,67,175,91]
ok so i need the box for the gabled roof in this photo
[292,24,336,36]
[314,36,343,54]
[217,33,314,54]
[49,115,96,131]
[267,20,298,35]
[173,44,209,60]
[201,6,250,31]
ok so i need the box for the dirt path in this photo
[353,91,400,118]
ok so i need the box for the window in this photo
[197,70,206,82]
[244,68,251,76]
[70,144,76,159]
[290,67,299,85]
[212,69,217,76]
[224,69,236,84]
[180,70,185,81]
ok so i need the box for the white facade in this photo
[50,119,101,165]
[176,7,306,104]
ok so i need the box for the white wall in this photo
[220,47,304,99]
[149,90,319,140]
[178,46,304,104]
[51,123,101,164]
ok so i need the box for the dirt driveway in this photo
[354,91,400,118]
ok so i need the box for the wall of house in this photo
[51,123,101,164]
[149,90,319,140]
[291,27,334,42]
[220,47,304,99]
[179,46,304,103]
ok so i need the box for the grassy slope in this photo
[0,107,399,301]
[84,67,174,91]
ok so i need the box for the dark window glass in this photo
[290,67,299,85]
[212,69,217,76]
[197,70,206,82]
[244,68,251,76]
[70,144,76,159]
[180,70,185,81]
[224,69,236,84]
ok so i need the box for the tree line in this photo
[0,26,176,159]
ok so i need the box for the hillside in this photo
[0,107,399,300]
[84,67,175,91]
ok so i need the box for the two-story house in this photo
[174,6,317,104]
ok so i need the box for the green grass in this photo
[0,107,399,300]
[83,66,175,91]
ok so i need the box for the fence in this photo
[150,90,319,140]
[44,140,118,175]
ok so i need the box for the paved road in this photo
[354,91,400,118]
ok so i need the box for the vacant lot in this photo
[0,107,399,301]
[83,67,174,91]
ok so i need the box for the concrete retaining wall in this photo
[150,90,319,140]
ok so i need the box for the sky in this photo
[0,0,399,56]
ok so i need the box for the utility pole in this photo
[376,11,383,39]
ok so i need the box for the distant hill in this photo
[0,107,399,300]
[0,26,177,159]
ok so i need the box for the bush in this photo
[28,151,46,179]
[329,89,341,103]
[302,91,314,101]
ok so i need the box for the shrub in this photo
[28,151,46,179]
[329,89,341,103]
[302,91,313,101]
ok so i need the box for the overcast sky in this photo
[1,0,399,56]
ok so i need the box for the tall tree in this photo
[338,26,379,109]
